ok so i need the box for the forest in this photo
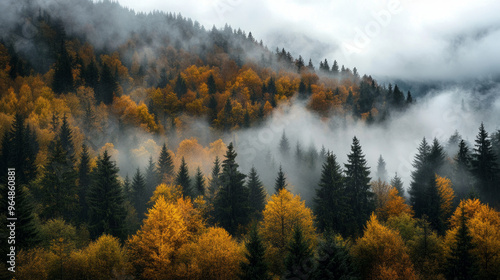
[1,0,500,279]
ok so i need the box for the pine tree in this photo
[376,155,388,182]
[454,140,474,200]
[445,206,478,280]
[409,138,432,218]
[313,153,349,234]
[247,167,267,220]
[194,167,205,196]
[157,143,174,183]
[471,123,499,201]
[344,136,373,236]
[390,172,404,197]
[176,157,192,197]
[207,156,221,202]
[312,234,359,280]
[123,173,131,201]
[97,62,118,105]
[213,142,249,235]
[174,73,187,97]
[87,151,127,240]
[77,144,91,223]
[284,225,314,279]
[424,176,444,234]
[59,114,75,163]
[83,59,99,90]
[274,165,287,193]
[52,41,74,94]
[429,138,446,172]
[279,130,291,157]
[240,225,270,280]
[207,73,217,95]
[145,156,159,199]
[132,168,148,219]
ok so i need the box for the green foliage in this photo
[176,156,192,197]
[274,165,287,193]
[284,225,314,279]
[312,234,359,280]
[157,143,174,182]
[131,167,147,219]
[194,166,205,196]
[240,225,270,280]
[247,167,267,220]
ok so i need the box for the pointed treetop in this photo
[274,165,287,193]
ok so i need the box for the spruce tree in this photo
[390,172,404,197]
[59,114,75,163]
[213,142,249,235]
[284,225,314,279]
[471,123,499,201]
[144,155,159,198]
[174,73,188,97]
[194,167,205,196]
[87,151,127,240]
[409,138,432,218]
[52,41,74,94]
[123,173,131,201]
[376,155,388,182]
[240,225,270,280]
[424,176,444,234]
[454,140,474,200]
[176,157,192,197]
[312,234,359,280]
[207,73,217,95]
[247,167,267,220]
[207,156,221,202]
[157,143,174,183]
[279,130,291,157]
[78,144,91,223]
[344,136,373,236]
[274,165,287,193]
[313,153,349,234]
[97,62,118,105]
[132,168,148,219]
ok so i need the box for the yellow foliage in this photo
[436,175,455,221]
[16,248,58,280]
[149,184,183,205]
[377,187,413,221]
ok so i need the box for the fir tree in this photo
[376,155,388,182]
[207,73,217,95]
[157,143,174,183]
[213,143,249,235]
[176,157,192,197]
[312,234,359,280]
[344,136,373,236]
[390,172,404,197]
[132,168,148,219]
[52,41,74,94]
[144,156,158,198]
[194,167,205,196]
[97,62,118,105]
[454,140,474,200]
[77,144,91,223]
[207,156,221,202]
[274,165,287,193]
[174,73,188,97]
[240,225,270,280]
[313,153,349,234]
[284,225,314,279]
[123,173,131,201]
[59,114,75,163]
[279,130,291,156]
[409,138,432,218]
[87,151,127,240]
[424,176,444,234]
[471,123,499,201]
[247,167,267,220]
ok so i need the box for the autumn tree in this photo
[213,143,249,235]
[87,150,127,240]
[260,188,316,276]
[313,152,349,234]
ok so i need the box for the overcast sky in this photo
[116,0,500,81]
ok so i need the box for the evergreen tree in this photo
[176,157,192,197]
[274,165,287,193]
[213,143,249,235]
[208,95,218,125]
[424,176,444,234]
[331,60,339,74]
[471,123,499,201]
[207,156,221,202]
[83,59,99,90]
[240,225,270,280]
[344,136,373,236]
[40,140,79,222]
[284,225,314,279]
[144,156,159,199]
[313,153,349,234]
[312,234,359,280]
[279,130,291,156]
[390,172,404,197]
[174,73,188,97]
[376,155,388,182]
[207,73,217,95]
[194,167,205,196]
[97,62,118,105]
[157,143,174,183]
[131,168,148,219]
[59,114,75,163]
[295,55,305,73]
[429,138,446,172]
[454,140,474,200]
[392,84,405,108]
[409,138,432,218]
[157,68,168,88]
[445,206,478,280]
[77,144,91,223]
[52,41,74,94]
[406,91,413,104]
[123,173,131,201]
[247,167,267,220]
[87,151,127,240]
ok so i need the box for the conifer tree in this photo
[454,140,474,199]
[175,157,191,198]
[123,173,131,201]
[344,136,373,236]
[87,151,127,240]
[284,225,314,279]
[274,165,287,193]
[240,225,270,280]
[97,62,118,105]
[313,153,349,234]
[312,234,359,280]
[390,172,404,197]
[52,41,74,94]
[174,73,187,97]
[424,176,444,233]
[207,73,217,95]
[409,138,432,218]
[207,156,221,201]
[376,155,388,182]
[194,167,205,196]
[279,130,291,156]
[157,143,174,182]
[247,167,267,220]
[59,114,75,163]
[213,142,249,235]
[144,155,158,198]
[132,168,148,219]
[471,123,499,201]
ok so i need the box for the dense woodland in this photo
[1,0,500,279]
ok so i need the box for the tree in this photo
[131,168,148,220]
[97,62,118,105]
[77,144,91,223]
[213,143,249,235]
[207,73,217,95]
[313,153,349,234]
[284,225,314,279]
[247,167,267,220]
[58,114,75,162]
[312,234,359,280]
[240,225,270,280]
[376,155,388,182]
[144,155,159,199]
[391,173,404,197]
[207,156,221,202]
[445,206,478,280]
[344,136,373,236]
[260,188,316,275]
[279,130,290,157]
[176,157,192,197]
[194,166,205,196]
[376,187,413,221]
[471,123,499,202]
[454,140,474,199]
[409,138,432,218]
[174,73,188,97]
[52,41,74,94]
[87,150,127,240]
[157,143,174,183]
[274,165,287,193]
